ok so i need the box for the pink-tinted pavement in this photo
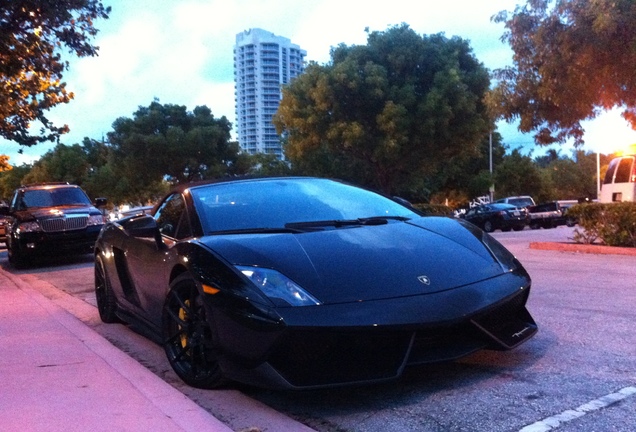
[0,267,233,432]
[529,241,636,256]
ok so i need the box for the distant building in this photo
[234,28,306,159]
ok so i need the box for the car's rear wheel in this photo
[162,274,225,389]
[483,220,494,232]
[512,225,525,231]
[94,255,121,323]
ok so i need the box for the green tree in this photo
[543,150,612,200]
[275,24,492,195]
[22,143,90,185]
[534,148,561,168]
[107,101,236,202]
[543,158,582,200]
[244,153,292,176]
[490,0,636,145]
[494,148,549,201]
[0,1,110,148]
[435,131,507,203]
[0,164,32,200]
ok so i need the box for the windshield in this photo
[190,178,418,233]
[19,187,92,209]
[508,198,533,207]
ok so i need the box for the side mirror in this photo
[94,197,107,208]
[122,215,165,250]
[123,215,159,238]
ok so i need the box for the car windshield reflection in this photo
[19,188,92,209]
[190,178,417,234]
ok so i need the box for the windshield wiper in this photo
[285,216,410,230]
[358,216,411,223]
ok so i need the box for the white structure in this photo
[234,28,306,158]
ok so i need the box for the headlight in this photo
[237,266,321,307]
[88,215,106,226]
[18,221,41,233]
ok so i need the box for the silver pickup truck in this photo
[528,201,572,229]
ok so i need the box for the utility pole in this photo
[489,132,494,203]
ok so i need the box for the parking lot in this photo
[1,225,635,431]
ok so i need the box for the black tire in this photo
[483,220,494,233]
[94,255,121,323]
[512,225,525,231]
[162,274,226,389]
[7,240,29,269]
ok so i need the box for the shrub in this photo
[413,203,453,216]
[566,202,636,247]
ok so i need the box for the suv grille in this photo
[40,215,88,233]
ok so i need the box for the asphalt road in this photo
[2,225,635,431]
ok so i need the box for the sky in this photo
[3,0,636,166]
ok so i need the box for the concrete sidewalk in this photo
[0,267,233,432]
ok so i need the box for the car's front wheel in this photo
[162,274,226,389]
[94,254,121,323]
[7,239,29,269]
[483,220,494,232]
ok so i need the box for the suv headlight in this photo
[88,215,106,226]
[237,266,321,307]
[18,221,41,233]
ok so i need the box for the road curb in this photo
[529,242,636,256]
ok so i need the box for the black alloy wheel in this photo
[162,274,225,389]
[483,220,494,233]
[94,254,121,323]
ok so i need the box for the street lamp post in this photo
[596,151,601,200]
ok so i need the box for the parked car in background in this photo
[108,204,155,221]
[95,177,537,389]
[0,205,8,244]
[0,183,107,267]
[495,195,536,208]
[527,201,568,229]
[462,203,529,232]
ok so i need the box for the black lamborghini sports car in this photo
[94,177,537,390]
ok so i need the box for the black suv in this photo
[0,183,106,267]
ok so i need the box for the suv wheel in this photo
[7,241,29,269]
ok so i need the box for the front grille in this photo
[40,215,88,233]
[268,329,412,387]
[408,324,487,365]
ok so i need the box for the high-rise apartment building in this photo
[234,28,306,158]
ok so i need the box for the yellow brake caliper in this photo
[179,299,190,348]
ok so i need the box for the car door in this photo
[468,206,486,226]
[122,193,194,327]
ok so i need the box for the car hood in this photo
[15,205,101,221]
[199,216,514,305]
